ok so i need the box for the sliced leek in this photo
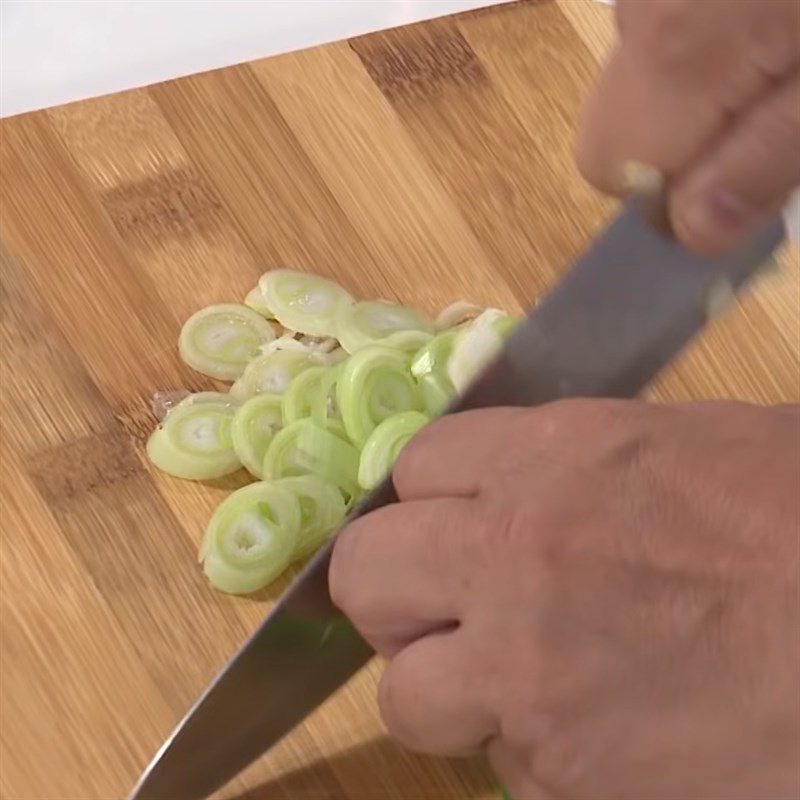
[447,309,520,393]
[434,300,483,330]
[381,329,434,354]
[336,345,422,447]
[177,391,241,409]
[410,331,458,416]
[148,275,519,596]
[263,419,360,499]
[274,475,347,559]
[336,300,434,355]
[282,366,341,426]
[418,372,456,416]
[323,347,348,365]
[229,350,322,400]
[410,329,458,378]
[298,335,340,355]
[259,334,311,355]
[244,285,275,318]
[358,410,428,490]
[147,401,241,480]
[200,481,300,594]
[231,394,284,478]
[179,303,276,380]
[258,270,354,337]
[493,314,521,339]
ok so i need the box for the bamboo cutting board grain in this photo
[1,2,798,799]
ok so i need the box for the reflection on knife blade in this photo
[128,200,784,800]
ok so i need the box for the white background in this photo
[0,0,511,118]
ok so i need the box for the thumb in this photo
[670,72,800,254]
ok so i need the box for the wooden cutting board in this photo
[1,1,797,798]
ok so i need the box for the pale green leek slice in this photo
[199,481,300,594]
[176,391,241,410]
[336,345,422,447]
[151,390,241,422]
[282,366,342,426]
[229,350,322,400]
[336,300,434,355]
[263,419,360,499]
[358,410,428,490]
[258,270,354,337]
[244,285,275,318]
[418,372,456,417]
[230,394,284,478]
[381,329,434,354]
[324,347,348,365]
[434,300,483,330]
[410,329,459,378]
[259,334,311,355]
[297,335,340,355]
[179,303,276,381]
[447,309,521,393]
[146,401,241,480]
[324,417,350,444]
[411,330,458,415]
[274,475,347,559]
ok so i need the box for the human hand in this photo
[330,400,800,800]
[576,0,800,254]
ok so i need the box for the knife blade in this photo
[129,200,784,800]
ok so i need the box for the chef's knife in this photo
[129,200,785,800]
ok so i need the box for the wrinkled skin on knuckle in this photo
[498,399,651,486]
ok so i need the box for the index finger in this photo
[392,407,530,501]
[330,497,479,655]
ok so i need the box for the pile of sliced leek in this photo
[147,269,518,595]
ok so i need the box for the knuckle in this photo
[496,709,591,795]
[425,500,485,578]
[477,501,560,572]
[530,727,589,793]
[531,398,632,444]
[480,503,535,554]
[377,661,419,750]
